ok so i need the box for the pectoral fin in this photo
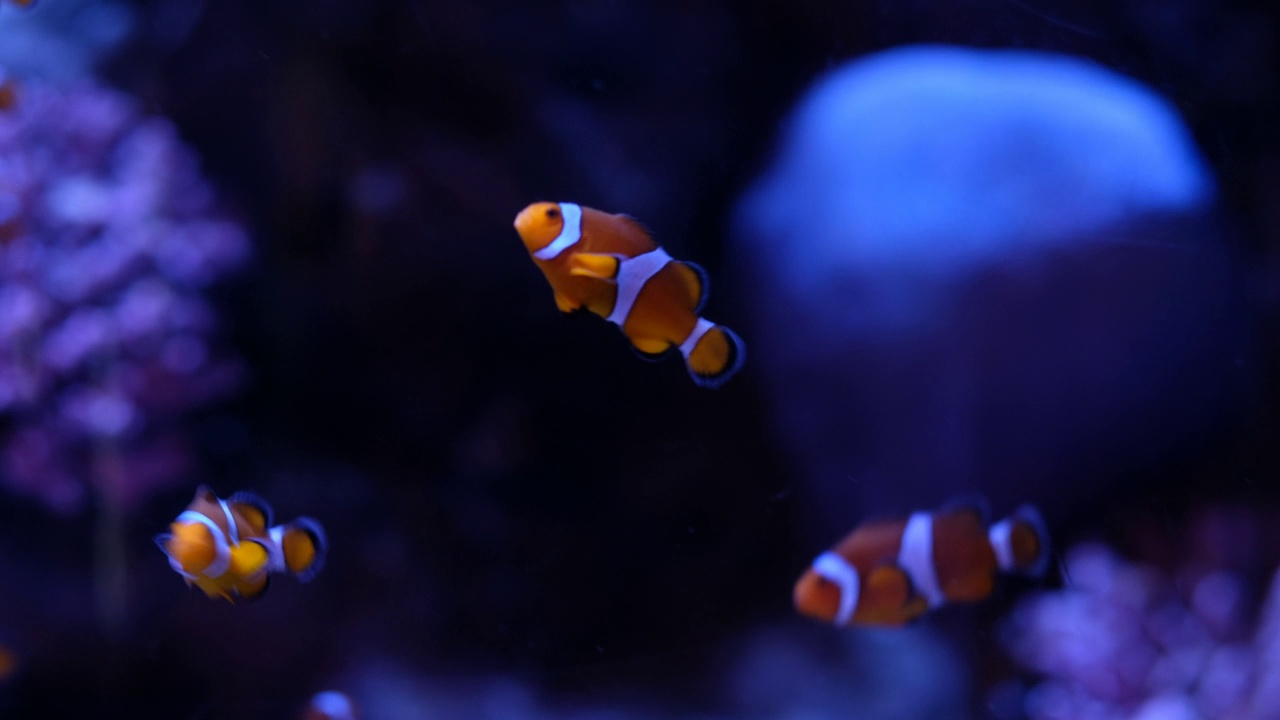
[860,564,929,626]
[865,564,913,609]
[229,540,270,577]
[569,252,621,280]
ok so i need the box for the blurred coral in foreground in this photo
[317,625,967,719]
[0,78,249,514]
[1003,514,1280,720]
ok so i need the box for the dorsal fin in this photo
[228,491,275,535]
[671,261,710,313]
[613,213,655,239]
[192,484,218,506]
[939,493,991,525]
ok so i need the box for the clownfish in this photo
[156,485,327,602]
[302,691,359,720]
[514,202,745,388]
[794,501,1049,627]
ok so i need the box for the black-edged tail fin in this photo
[682,322,745,389]
[989,504,1051,578]
[279,517,327,582]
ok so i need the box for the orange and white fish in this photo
[302,690,359,720]
[794,502,1049,627]
[1,0,35,9]
[156,485,327,602]
[513,202,745,388]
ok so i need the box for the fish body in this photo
[514,201,744,388]
[156,485,327,602]
[793,502,1049,627]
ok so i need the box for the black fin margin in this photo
[1012,505,1051,579]
[227,491,275,530]
[939,493,992,525]
[680,261,711,314]
[688,326,746,390]
[631,342,673,362]
[288,517,328,582]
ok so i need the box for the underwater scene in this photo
[1,0,1279,718]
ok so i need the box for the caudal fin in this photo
[278,517,328,582]
[680,321,745,389]
[988,505,1050,578]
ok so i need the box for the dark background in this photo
[2,0,1278,717]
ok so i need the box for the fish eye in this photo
[545,207,560,219]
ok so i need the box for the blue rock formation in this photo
[734,45,1252,534]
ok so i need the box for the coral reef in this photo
[0,80,249,514]
[1004,512,1280,720]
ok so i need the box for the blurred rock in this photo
[733,44,1252,532]
[0,0,135,83]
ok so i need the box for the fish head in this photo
[514,202,567,255]
[793,567,844,624]
[163,520,218,576]
[794,550,864,626]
